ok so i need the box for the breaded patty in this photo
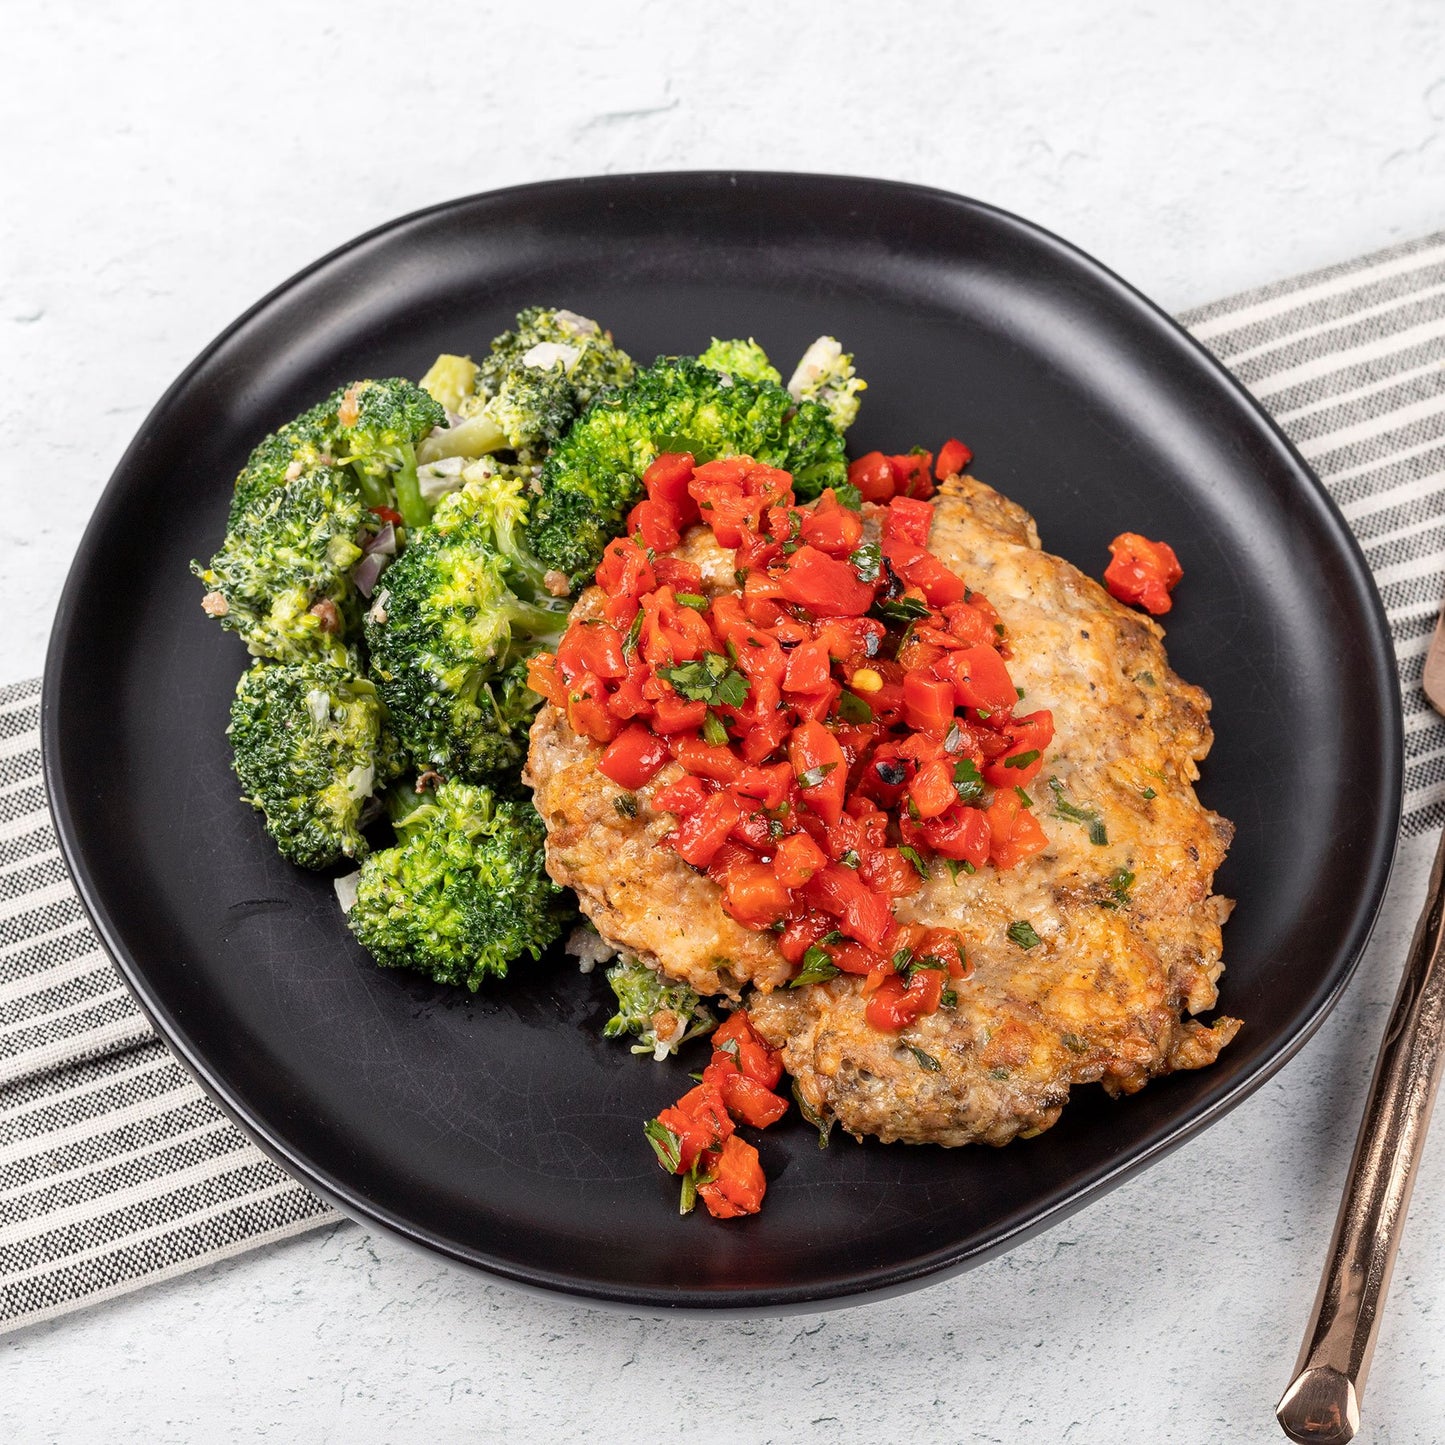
[526,475,1239,1144]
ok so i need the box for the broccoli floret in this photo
[416,308,633,469]
[602,956,716,1059]
[698,336,782,386]
[194,465,365,664]
[332,378,447,531]
[364,472,568,781]
[477,307,634,406]
[529,355,850,582]
[227,391,346,526]
[786,335,866,432]
[228,661,393,869]
[345,779,568,989]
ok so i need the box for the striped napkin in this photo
[4,228,1445,1335]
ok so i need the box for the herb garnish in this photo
[1006,920,1041,949]
[953,758,986,803]
[849,541,882,584]
[1048,776,1108,846]
[622,609,643,658]
[898,845,931,878]
[658,652,750,708]
[871,595,931,626]
[797,762,838,789]
[907,1045,942,1072]
[791,945,840,986]
[837,690,874,724]
[792,1080,834,1148]
[643,1118,682,1173]
[701,710,729,746]
[674,592,709,611]
[1099,866,1135,909]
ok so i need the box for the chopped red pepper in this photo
[935,438,973,480]
[1104,532,1182,615]
[598,725,670,790]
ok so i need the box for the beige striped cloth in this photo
[4,228,1444,1334]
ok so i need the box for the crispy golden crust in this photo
[526,474,1239,1143]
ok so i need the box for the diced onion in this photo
[333,871,360,913]
[351,551,388,598]
[365,522,396,557]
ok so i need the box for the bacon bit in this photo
[338,385,361,429]
[414,770,443,793]
[543,569,573,598]
[309,598,341,633]
[201,590,229,618]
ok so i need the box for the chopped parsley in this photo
[837,689,874,724]
[1100,866,1135,909]
[658,652,750,708]
[907,1045,942,1072]
[1014,785,1034,807]
[643,1118,682,1173]
[953,758,986,803]
[898,845,931,879]
[1141,786,1157,800]
[792,1079,834,1148]
[834,481,864,511]
[1004,750,1040,770]
[871,594,931,626]
[622,609,643,658]
[849,541,882,584]
[1048,776,1108,846]
[797,762,838,789]
[674,592,709,611]
[1006,919,1041,950]
[791,945,840,986]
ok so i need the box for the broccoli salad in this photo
[195,307,863,1054]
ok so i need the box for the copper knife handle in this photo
[1277,826,1445,1442]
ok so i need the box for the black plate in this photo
[43,173,1401,1310]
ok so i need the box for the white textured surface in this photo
[4,1,1445,1440]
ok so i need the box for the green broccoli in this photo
[786,335,866,432]
[416,308,633,469]
[194,465,366,664]
[528,355,850,583]
[344,779,568,989]
[364,471,568,781]
[697,336,782,386]
[331,378,447,530]
[228,661,394,869]
[477,307,634,405]
[602,956,716,1059]
[227,391,345,526]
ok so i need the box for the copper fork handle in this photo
[1277,827,1445,1442]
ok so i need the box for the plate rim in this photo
[41,171,1404,1310]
